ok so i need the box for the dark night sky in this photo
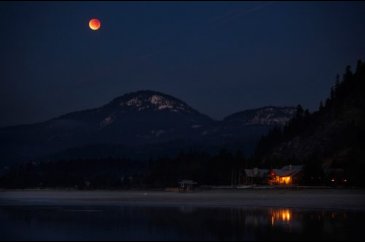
[1,1,365,127]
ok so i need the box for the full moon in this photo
[89,18,101,31]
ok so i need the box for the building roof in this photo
[272,165,303,177]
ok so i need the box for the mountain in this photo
[0,90,214,164]
[224,106,296,126]
[53,90,214,144]
[254,60,365,185]
[197,106,296,154]
[0,90,296,166]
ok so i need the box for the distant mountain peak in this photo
[108,90,193,113]
[224,106,296,126]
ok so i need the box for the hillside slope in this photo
[255,60,365,184]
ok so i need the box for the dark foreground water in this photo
[0,205,363,241]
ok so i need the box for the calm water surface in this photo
[0,205,363,241]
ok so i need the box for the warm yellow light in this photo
[269,175,293,185]
[281,210,291,221]
[277,176,291,184]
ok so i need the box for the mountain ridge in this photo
[0,90,296,165]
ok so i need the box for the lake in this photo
[0,190,364,241]
[0,205,363,241]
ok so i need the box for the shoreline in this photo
[1,189,365,211]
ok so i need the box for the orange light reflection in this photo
[271,209,292,225]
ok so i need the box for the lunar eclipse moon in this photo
[89,18,101,30]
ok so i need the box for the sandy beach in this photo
[1,189,364,211]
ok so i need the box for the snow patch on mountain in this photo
[118,93,191,113]
[248,108,294,125]
[100,116,114,127]
[125,97,143,107]
[150,129,166,137]
[149,95,175,110]
[224,106,296,126]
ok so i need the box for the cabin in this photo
[178,180,197,192]
[269,165,304,185]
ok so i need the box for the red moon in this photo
[89,18,101,31]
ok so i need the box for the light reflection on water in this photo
[0,206,363,241]
[270,208,291,225]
